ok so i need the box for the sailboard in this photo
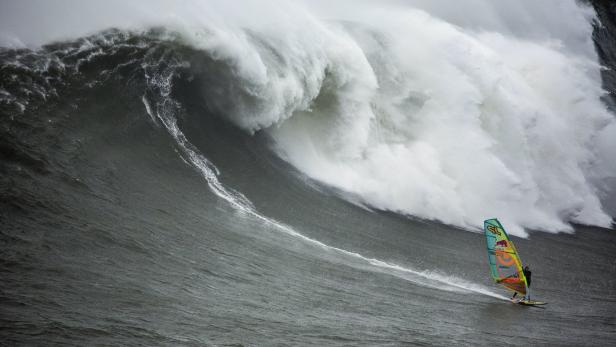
[517,300,547,306]
[484,218,545,305]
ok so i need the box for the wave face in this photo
[1,1,614,237]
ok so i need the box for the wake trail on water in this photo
[142,78,508,301]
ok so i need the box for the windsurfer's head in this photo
[524,265,530,270]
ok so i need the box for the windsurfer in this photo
[511,265,532,300]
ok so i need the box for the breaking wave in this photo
[1,0,615,236]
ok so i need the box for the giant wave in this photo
[1,0,615,236]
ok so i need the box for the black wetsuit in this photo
[524,269,532,287]
[512,268,532,299]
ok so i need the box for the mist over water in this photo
[1,1,614,236]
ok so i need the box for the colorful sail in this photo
[484,218,527,295]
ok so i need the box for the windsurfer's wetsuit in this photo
[523,268,531,300]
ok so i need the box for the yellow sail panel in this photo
[484,218,527,295]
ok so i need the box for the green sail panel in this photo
[484,218,527,295]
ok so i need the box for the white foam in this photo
[259,2,615,236]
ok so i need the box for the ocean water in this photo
[1,1,615,345]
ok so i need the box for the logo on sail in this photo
[487,225,501,235]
